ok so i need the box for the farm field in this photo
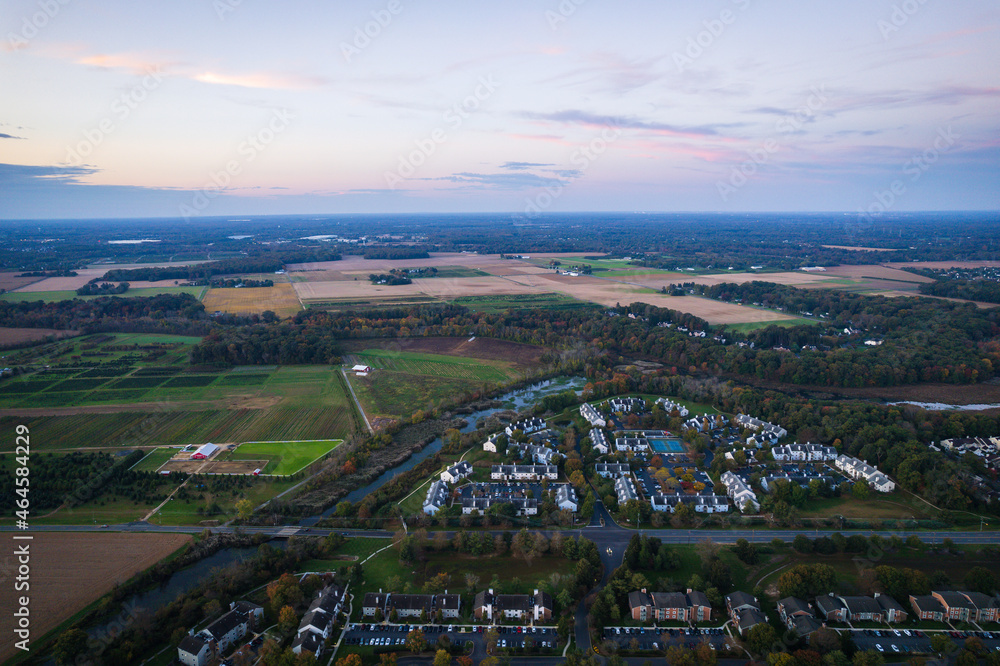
[0,532,191,663]
[223,438,343,475]
[338,336,545,367]
[148,476,298,525]
[201,282,301,317]
[724,318,820,333]
[0,327,80,347]
[344,346,529,419]
[0,362,357,451]
[0,285,205,303]
[132,446,179,471]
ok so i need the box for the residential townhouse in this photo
[909,595,946,622]
[649,493,729,513]
[777,597,813,624]
[490,464,558,481]
[615,437,650,454]
[609,397,646,413]
[720,471,760,513]
[615,476,638,505]
[771,442,838,462]
[423,480,449,515]
[441,461,472,484]
[654,398,690,417]
[505,418,546,437]
[473,589,553,623]
[760,473,834,493]
[835,455,896,492]
[580,403,606,427]
[628,588,713,623]
[735,414,788,439]
[932,591,999,623]
[590,428,610,454]
[461,496,538,516]
[556,485,578,512]
[595,463,630,478]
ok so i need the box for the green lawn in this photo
[148,477,298,526]
[724,318,821,333]
[450,293,594,313]
[131,447,178,472]
[0,286,205,303]
[346,348,525,419]
[226,439,343,475]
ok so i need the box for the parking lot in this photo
[849,628,1000,655]
[603,626,730,651]
[342,623,561,654]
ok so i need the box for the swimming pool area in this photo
[649,438,684,453]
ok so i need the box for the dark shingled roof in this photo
[178,635,208,655]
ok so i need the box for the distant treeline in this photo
[368,273,412,285]
[362,247,430,260]
[77,281,129,296]
[17,270,78,278]
[915,278,1000,305]
[98,248,342,282]
[0,293,205,329]
[209,278,273,288]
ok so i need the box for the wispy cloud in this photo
[499,161,555,170]
[424,171,570,190]
[0,133,24,140]
[519,109,743,139]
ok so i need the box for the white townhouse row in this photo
[835,455,896,492]
[590,429,610,454]
[615,437,650,454]
[440,461,472,484]
[505,418,547,437]
[720,471,760,513]
[615,476,639,505]
[490,464,558,481]
[609,397,646,413]
[423,480,451,515]
[650,493,730,514]
[655,397,690,417]
[772,442,837,462]
[580,402,607,427]
[735,414,788,439]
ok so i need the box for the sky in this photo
[1,0,999,219]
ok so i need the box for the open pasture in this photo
[348,349,512,382]
[201,282,301,317]
[224,438,343,475]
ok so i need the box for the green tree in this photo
[852,650,885,666]
[964,566,997,594]
[747,623,777,655]
[235,497,254,520]
[407,628,428,653]
[53,628,88,664]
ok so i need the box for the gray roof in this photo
[791,615,823,637]
[910,595,945,614]
[178,634,208,655]
[727,591,759,611]
[738,608,767,633]
[875,594,905,613]
[840,596,882,615]
[814,595,846,615]
[778,597,812,617]
[205,609,248,641]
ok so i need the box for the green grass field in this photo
[226,439,343,475]
[724,318,821,333]
[350,349,513,382]
[0,361,357,451]
[0,286,205,303]
[131,447,178,472]
[450,292,594,313]
[346,348,525,419]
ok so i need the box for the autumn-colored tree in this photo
[337,655,364,666]
[406,628,428,653]
[267,573,303,609]
[433,649,452,666]
[279,605,298,634]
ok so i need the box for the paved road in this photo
[5,521,999,547]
